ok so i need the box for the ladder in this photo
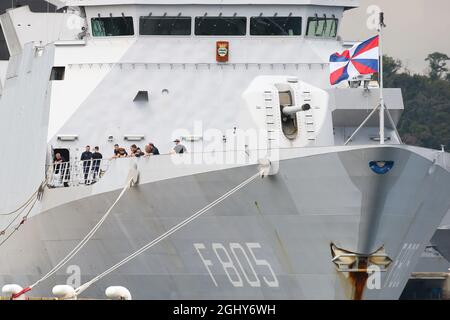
[264,90,279,150]
[302,91,316,142]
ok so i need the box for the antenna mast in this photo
[378,12,387,145]
[344,12,403,146]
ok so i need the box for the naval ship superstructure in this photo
[0,0,449,300]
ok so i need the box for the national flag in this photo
[329,35,379,85]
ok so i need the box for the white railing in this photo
[47,159,110,188]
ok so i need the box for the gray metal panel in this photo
[0,44,54,213]
[329,88,404,128]
[414,247,450,273]
[0,12,21,56]
[431,229,450,262]
[0,1,57,58]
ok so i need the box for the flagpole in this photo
[378,12,386,145]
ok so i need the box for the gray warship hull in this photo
[1,145,449,300]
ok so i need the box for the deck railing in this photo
[47,159,110,187]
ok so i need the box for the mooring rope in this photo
[11,176,135,299]
[0,179,47,216]
[0,179,48,243]
[74,170,263,296]
[0,197,39,249]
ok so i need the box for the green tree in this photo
[382,55,402,88]
[383,55,402,78]
[384,53,450,151]
[425,52,450,80]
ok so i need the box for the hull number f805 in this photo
[194,242,279,288]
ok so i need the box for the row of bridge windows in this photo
[91,16,338,37]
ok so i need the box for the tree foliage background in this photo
[384,53,450,150]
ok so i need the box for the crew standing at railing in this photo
[172,139,187,154]
[130,144,144,157]
[112,144,128,159]
[53,153,65,173]
[92,146,103,182]
[53,153,69,187]
[53,153,65,187]
[145,143,160,156]
[81,146,93,184]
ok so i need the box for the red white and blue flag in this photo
[329,35,379,85]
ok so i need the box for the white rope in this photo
[0,192,37,216]
[0,178,47,216]
[75,170,263,296]
[28,177,134,291]
[0,197,39,248]
[1,178,48,243]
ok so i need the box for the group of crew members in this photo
[111,139,187,158]
[52,139,188,186]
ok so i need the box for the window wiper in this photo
[120,16,132,35]
[313,14,319,36]
[322,15,328,37]
[262,17,288,35]
[331,18,337,37]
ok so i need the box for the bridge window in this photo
[140,16,192,35]
[91,17,134,37]
[306,16,338,37]
[195,17,247,36]
[250,16,302,36]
